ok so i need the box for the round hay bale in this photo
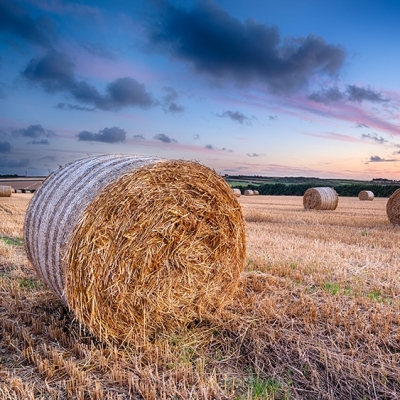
[244,190,254,196]
[254,190,259,196]
[232,188,241,197]
[386,188,400,225]
[358,190,374,201]
[303,187,338,210]
[0,185,12,197]
[24,154,246,344]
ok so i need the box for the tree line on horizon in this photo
[232,183,400,197]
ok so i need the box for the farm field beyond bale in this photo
[1,194,400,399]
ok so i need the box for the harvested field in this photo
[1,194,400,399]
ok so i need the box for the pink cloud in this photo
[303,131,364,143]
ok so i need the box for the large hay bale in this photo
[358,190,374,201]
[254,190,259,196]
[303,187,338,210]
[244,190,254,196]
[0,185,12,197]
[232,188,241,197]
[386,188,400,225]
[24,154,246,344]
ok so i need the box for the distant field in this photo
[0,178,45,192]
[1,194,399,399]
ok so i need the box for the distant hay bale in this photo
[303,187,338,210]
[254,190,259,195]
[244,190,254,196]
[232,188,241,197]
[24,154,246,344]
[358,190,374,201]
[0,186,12,197]
[386,188,400,225]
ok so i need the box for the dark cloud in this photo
[6,158,30,168]
[0,141,11,153]
[106,77,155,109]
[132,134,145,140]
[308,87,344,104]
[22,51,75,92]
[217,110,252,125]
[13,124,55,138]
[22,51,156,110]
[269,115,278,121]
[80,42,117,60]
[361,133,387,144]
[367,155,396,163]
[309,85,388,105]
[355,122,369,129]
[57,103,95,112]
[147,2,345,93]
[0,0,55,48]
[28,139,50,145]
[162,86,184,113]
[77,127,127,143]
[205,144,214,150]
[153,133,177,143]
[193,134,200,140]
[247,153,265,157]
[346,85,387,103]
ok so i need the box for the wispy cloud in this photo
[366,155,397,163]
[361,133,387,144]
[216,110,254,125]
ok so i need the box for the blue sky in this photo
[1,0,400,179]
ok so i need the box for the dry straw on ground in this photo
[0,185,12,197]
[358,190,374,201]
[244,189,254,196]
[303,187,339,210]
[386,188,400,225]
[232,188,241,197]
[23,154,246,344]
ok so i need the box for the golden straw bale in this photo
[232,188,241,197]
[386,188,400,225]
[358,190,374,201]
[303,187,338,210]
[254,190,259,195]
[24,154,246,344]
[244,190,254,196]
[0,185,12,197]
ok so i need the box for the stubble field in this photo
[1,193,399,399]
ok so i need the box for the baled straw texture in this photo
[358,190,374,201]
[254,190,259,195]
[0,185,12,197]
[303,187,338,210]
[244,189,254,196]
[24,154,246,344]
[386,188,400,225]
[232,188,241,197]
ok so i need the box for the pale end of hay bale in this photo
[303,187,338,210]
[386,188,400,225]
[244,189,254,196]
[24,154,246,344]
[253,190,259,195]
[232,188,241,197]
[358,190,374,201]
[0,185,12,197]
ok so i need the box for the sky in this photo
[1,0,400,179]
